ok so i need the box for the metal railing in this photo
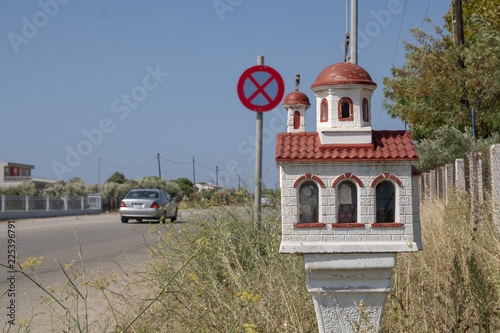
[1,194,102,212]
[3,176,32,182]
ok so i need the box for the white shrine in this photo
[276,62,422,332]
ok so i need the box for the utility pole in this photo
[157,153,161,179]
[350,0,358,64]
[216,166,219,189]
[98,157,100,194]
[192,156,195,185]
[454,0,465,48]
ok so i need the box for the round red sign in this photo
[237,65,285,112]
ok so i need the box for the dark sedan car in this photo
[119,189,178,223]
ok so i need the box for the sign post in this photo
[237,56,284,226]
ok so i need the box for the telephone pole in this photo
[192,156,196,185]
[454,0,465,48]
[157,153,161,178]
[216,165,219,189]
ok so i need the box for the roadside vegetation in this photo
[2,186,499,332]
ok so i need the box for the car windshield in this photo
[126,191,159,199]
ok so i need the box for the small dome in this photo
[311,62,377,89]
[283,91,310,107]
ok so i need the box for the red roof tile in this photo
[275,131,419,162]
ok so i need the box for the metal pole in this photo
[472,108,476,143]
[254,55,264,226]
[350,0,358,64]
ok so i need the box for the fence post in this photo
[64,196,68,211]
[81,196,84,210]
[25,195,29,212]
[46,196,50,211]
[490,144,500,235]
[455,159,465,190]
[1,195,5,212]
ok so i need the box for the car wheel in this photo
[121,216,128,223]
[171,209,178,222]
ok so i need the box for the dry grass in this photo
[5,189,499,332]
[383,190,500,332]
[118,205,317,332]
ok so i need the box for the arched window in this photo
[376,181,395,223]
[338,181,357,223]
[362,98,369,122]
[293,111,300,129]
[299,181,318,223]
[320,98,328,122]
[338,97,353,121]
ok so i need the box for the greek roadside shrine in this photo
[276,62,422,332]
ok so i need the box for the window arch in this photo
[337,181,357,223]
[376,181,395,223]
[362,98,369,122]
[338,97,353,121]
[293,111,300,129]
[299,181,318,223]
[320,98,328,122]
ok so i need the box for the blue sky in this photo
[0,0,451,189]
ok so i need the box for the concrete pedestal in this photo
[304,253,396,333]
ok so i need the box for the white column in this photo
[304,253,396,332]
[1,194,5,212]
[25,195,29,212]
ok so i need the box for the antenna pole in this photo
[350,0,358,64]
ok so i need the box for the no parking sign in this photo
[237,65,284,112]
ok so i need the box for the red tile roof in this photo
[275,131,418,162]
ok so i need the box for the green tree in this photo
[171,177,194,198]
[42,178,91,197]
[106,171,127,184]
[0,181,39,196]
[164,181,183,202]
[415,127,499,172]
[383,12,500,141]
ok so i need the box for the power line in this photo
[391,0,408,67]
[420,0,432,29]
[195,161,215,171]
[100,157,156,170]
[159,156,192,165]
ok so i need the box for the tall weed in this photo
[383,190,500,332]
[120,205,317,332]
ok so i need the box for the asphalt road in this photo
[0,212,186,331]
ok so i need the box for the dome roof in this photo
[283,91,310,106]
[311,62,377,89]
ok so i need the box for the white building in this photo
[0,162,56,189]
[277,63,422,253]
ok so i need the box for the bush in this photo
[415,127,499,172]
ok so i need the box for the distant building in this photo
[194,182,223,192]
[0,162,57,190]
